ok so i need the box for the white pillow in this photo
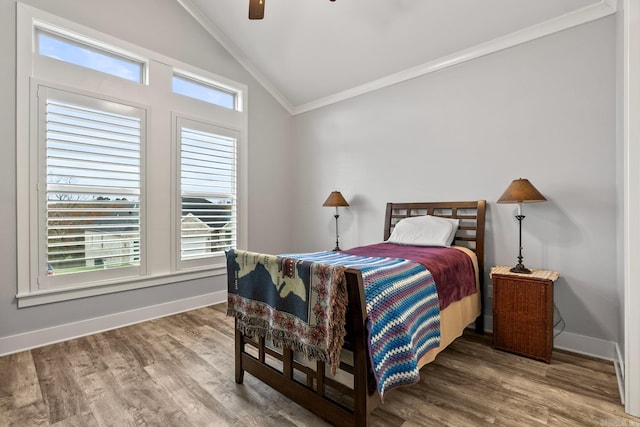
[387,215,455,247]
[428,215,459,246]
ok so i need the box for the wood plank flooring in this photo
[1,303,637,426]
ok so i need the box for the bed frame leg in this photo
[235,322,245,384]
[475,315,484,335]
[475,282,485,334]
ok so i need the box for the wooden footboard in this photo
[234,269,378,427]
[234,270,485,426]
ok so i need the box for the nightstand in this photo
[490,266,559,363]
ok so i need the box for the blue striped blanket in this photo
[280,251,441,399]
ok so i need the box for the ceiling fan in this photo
[249,0,336,20]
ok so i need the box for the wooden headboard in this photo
[383,200,487,332]
[383,200,486,260]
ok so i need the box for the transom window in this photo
[37,29,145,83]
[173,74,237,110]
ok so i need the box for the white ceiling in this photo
[178,0,616,114]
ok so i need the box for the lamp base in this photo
[510,263,532,274]
[332,213,341,252]
[511,214,532,274]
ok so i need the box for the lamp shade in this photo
[323,191,349,207]
[497,179,546,204]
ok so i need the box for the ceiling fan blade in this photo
[249,0,265,20]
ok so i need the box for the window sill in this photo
[16,264,226,308]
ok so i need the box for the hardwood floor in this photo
[1,303,637,426]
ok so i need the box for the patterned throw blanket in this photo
[226,250,441,399]
[226,249,348,374]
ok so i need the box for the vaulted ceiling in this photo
[177,0,616,114]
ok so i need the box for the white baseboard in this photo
[0,291,227,357]
[484,313,625,404]
[553,330,617,361]
[483,314,617,361]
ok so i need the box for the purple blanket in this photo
[343,243,477,310]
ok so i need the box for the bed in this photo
[226,200,486,427]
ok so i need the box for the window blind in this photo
[45,97,142,275]
[180,126,237,260]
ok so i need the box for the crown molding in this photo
[177,0,616,116]
[293,0,617,115]
[176,0,294,114]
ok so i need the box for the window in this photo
[41,87,143,284]
[172,74,237,110]
[37,29,145,83]
[177,119,238,267]
[16,4,247,307]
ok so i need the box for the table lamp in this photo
[497,178,547,274]
[323,191,349,251]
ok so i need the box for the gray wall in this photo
[0,0,293,340]
[292,17,619,344]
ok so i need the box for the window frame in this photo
[36,84,147,289]
[16,3,248,307]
